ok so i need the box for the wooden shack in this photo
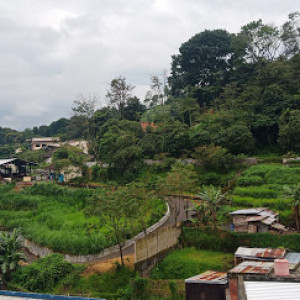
[230,208,287,233]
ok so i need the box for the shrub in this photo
[169,280,178,298]
[13,254,75,292]
[234,186,278,198]
[180,227,300,253]
[237,176,264,186]
[131,274,149,298]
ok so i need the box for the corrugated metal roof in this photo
[185,270,227,284]
[0,158,17,166]
[235,247,286,259]
[229,261,274,274]
[261,217,277,225]
[245,216,266,222]
[286,252,300,270]
[271,223,288,231]
[286,253,300,265]
[244,281,300,300]
[230,208,278,219]
[230,208,264,215]
[256,248,286,259]
[0,158,36,166]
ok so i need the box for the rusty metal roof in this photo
[185,270,227,284]
[270,223,288,231]
[235,247,286,260]
[261,217,277,225]
[245,216,266,222]
[229,261,274,274]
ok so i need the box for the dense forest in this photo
[1,12,299,175]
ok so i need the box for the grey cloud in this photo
[0,0,298,129]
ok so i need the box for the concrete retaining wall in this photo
[15,203,171,263]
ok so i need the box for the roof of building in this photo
[229,261,274,275]
[32,137,60,142]
[235,247,286,260]
[140,122,158,131]
[0,158,36,166]
[271,223,288,231]
[244,281,300,300]
[185,270,227,285]
[286,253,300,270]
[0,290,104,300]
[230,208,278,217]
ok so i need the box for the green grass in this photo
[0,183,166,255]
[151,248,233,279]
[228,163,300,226]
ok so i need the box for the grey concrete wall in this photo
[15,203,171,263]
[135,224,181,264]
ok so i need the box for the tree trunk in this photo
[294,205,300,231]
[119,244,124,266]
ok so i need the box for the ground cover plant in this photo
[151,248,233,279]
[0,183,166,255]
[230,163,300,226]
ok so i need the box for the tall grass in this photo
[0,183,165,254]
[151,248,233,279]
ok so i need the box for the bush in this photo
[180,227,300,253]
[169,280,178,298]
[234,186,278,198]
[13,254,75,292]
[131,274,149,298]
[237,176,264,186]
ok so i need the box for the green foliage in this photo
[158,162,198,195]
[169,280,178,298]
[180,227,300,253]
[131,274,149,298]
[17,149,46,164]
[151,248,233,279]
[0,229,25,281]
[12,254,76,292]
[52,145,86,168]
[192,145,235,171]
[55,264,136,298]
[278,110,300,151]
[237,176,264,186]
[0,183,165,255]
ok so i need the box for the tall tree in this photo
[71,93,99,156]
[169,29,232,99]
[281,11,300,59]
[283,184,300,230]
[106,76,134,120]
[237,20,281,63]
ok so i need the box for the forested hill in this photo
[1,12,300,165]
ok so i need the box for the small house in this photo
[230,208,287,233]
[185,270,228,300]
[0,158,36,181]
[31,137,61,151]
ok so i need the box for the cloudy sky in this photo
[0,0,298,130]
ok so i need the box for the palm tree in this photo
[0,229,26,281]
[190,185,229,227]
[283,184,300,230]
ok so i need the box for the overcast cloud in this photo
[0,0,298,130]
